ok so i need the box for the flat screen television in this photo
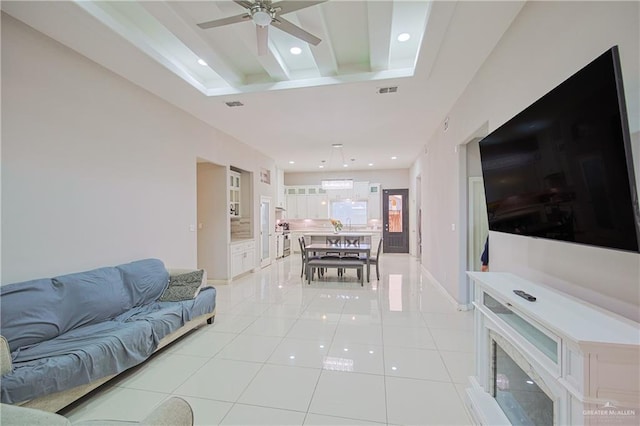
[479,46,640,253]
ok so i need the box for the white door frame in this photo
[468,177,489,272]
[260,196,273,268]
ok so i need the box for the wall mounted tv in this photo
[479,46,639,253]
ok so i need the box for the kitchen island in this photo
[291,231,381,254]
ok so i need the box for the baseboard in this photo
[421,264,471,311]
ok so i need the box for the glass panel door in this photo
[382,189,409,253]
[388,194,403,232]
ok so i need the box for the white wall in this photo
[412,1,640,320]
[1,14,276,283]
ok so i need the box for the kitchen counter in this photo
[230,237,255,244]
[293,230,381,236]
[290,231,382,253]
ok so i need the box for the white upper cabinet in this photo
[276,168,285,208]
[286,182,379,220]
[368,183,381,220]
[352,181,370,200]
[229,170,241,217]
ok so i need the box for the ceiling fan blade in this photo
[272,1,327,15]
[197,13,251,29]
[257,25,269,56]
[272,17,321,46]
[234,0,255,9]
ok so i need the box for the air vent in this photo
[377,86,398,94]
[225,101,244,107]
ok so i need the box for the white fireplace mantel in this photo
[466,272,640,425]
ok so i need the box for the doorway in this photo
[383,189,409,253]
[468,177,489,272]
[415,175,422,260]
[259,197,272,268]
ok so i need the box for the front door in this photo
[383,189,409,253]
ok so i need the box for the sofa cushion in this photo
[117,259,170,307]
[2,320,157,404]
[0,269,129,353]
[0,279,63,352]
[158,270,204,302]
[52,266,131,332]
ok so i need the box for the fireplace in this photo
[491,336,553,425]
[465,272,640,426]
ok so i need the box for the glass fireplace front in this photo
[492,339,554,425]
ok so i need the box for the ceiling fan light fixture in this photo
[251,9,272,27]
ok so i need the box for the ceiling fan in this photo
[197,1,326,56]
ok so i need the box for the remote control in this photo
[513,290,536,301]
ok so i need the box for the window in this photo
[331,200,368,225]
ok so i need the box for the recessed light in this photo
[391,156,397,160]
[332,143,343,148]
[319,165,324,169]
[343,164,348,168]
[397,33,411,42]
[290,46,302,55]
[289,160,295,164]
[368,163,374,166]
[197,58,208,66]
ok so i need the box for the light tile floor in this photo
[62,254,474,425]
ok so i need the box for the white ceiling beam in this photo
[367,1,393,72]
[296,6,338,77]
[148,2,244,87]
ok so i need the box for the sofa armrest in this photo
[166,268,210,289]
[1,335,12,376]
[0,403,71,425]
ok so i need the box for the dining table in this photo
[304,243,372,282]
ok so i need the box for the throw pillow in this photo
[158,270,204,302]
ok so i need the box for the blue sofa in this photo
[0,259,216,412]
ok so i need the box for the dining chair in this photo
[344,237,360,246]
[368,238,383,280]
[299,236,322,278]
[340,237,362,280]
[324,237,343,276]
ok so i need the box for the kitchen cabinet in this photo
[229,170,241,217]
[326,181,369,201]
[276,168,285,209]
[368,183,381,220]
[286,191,308,219]
[286,186,328,219]
[352,181,370,200]
[303,187,328,219]
[230,239,255,278]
